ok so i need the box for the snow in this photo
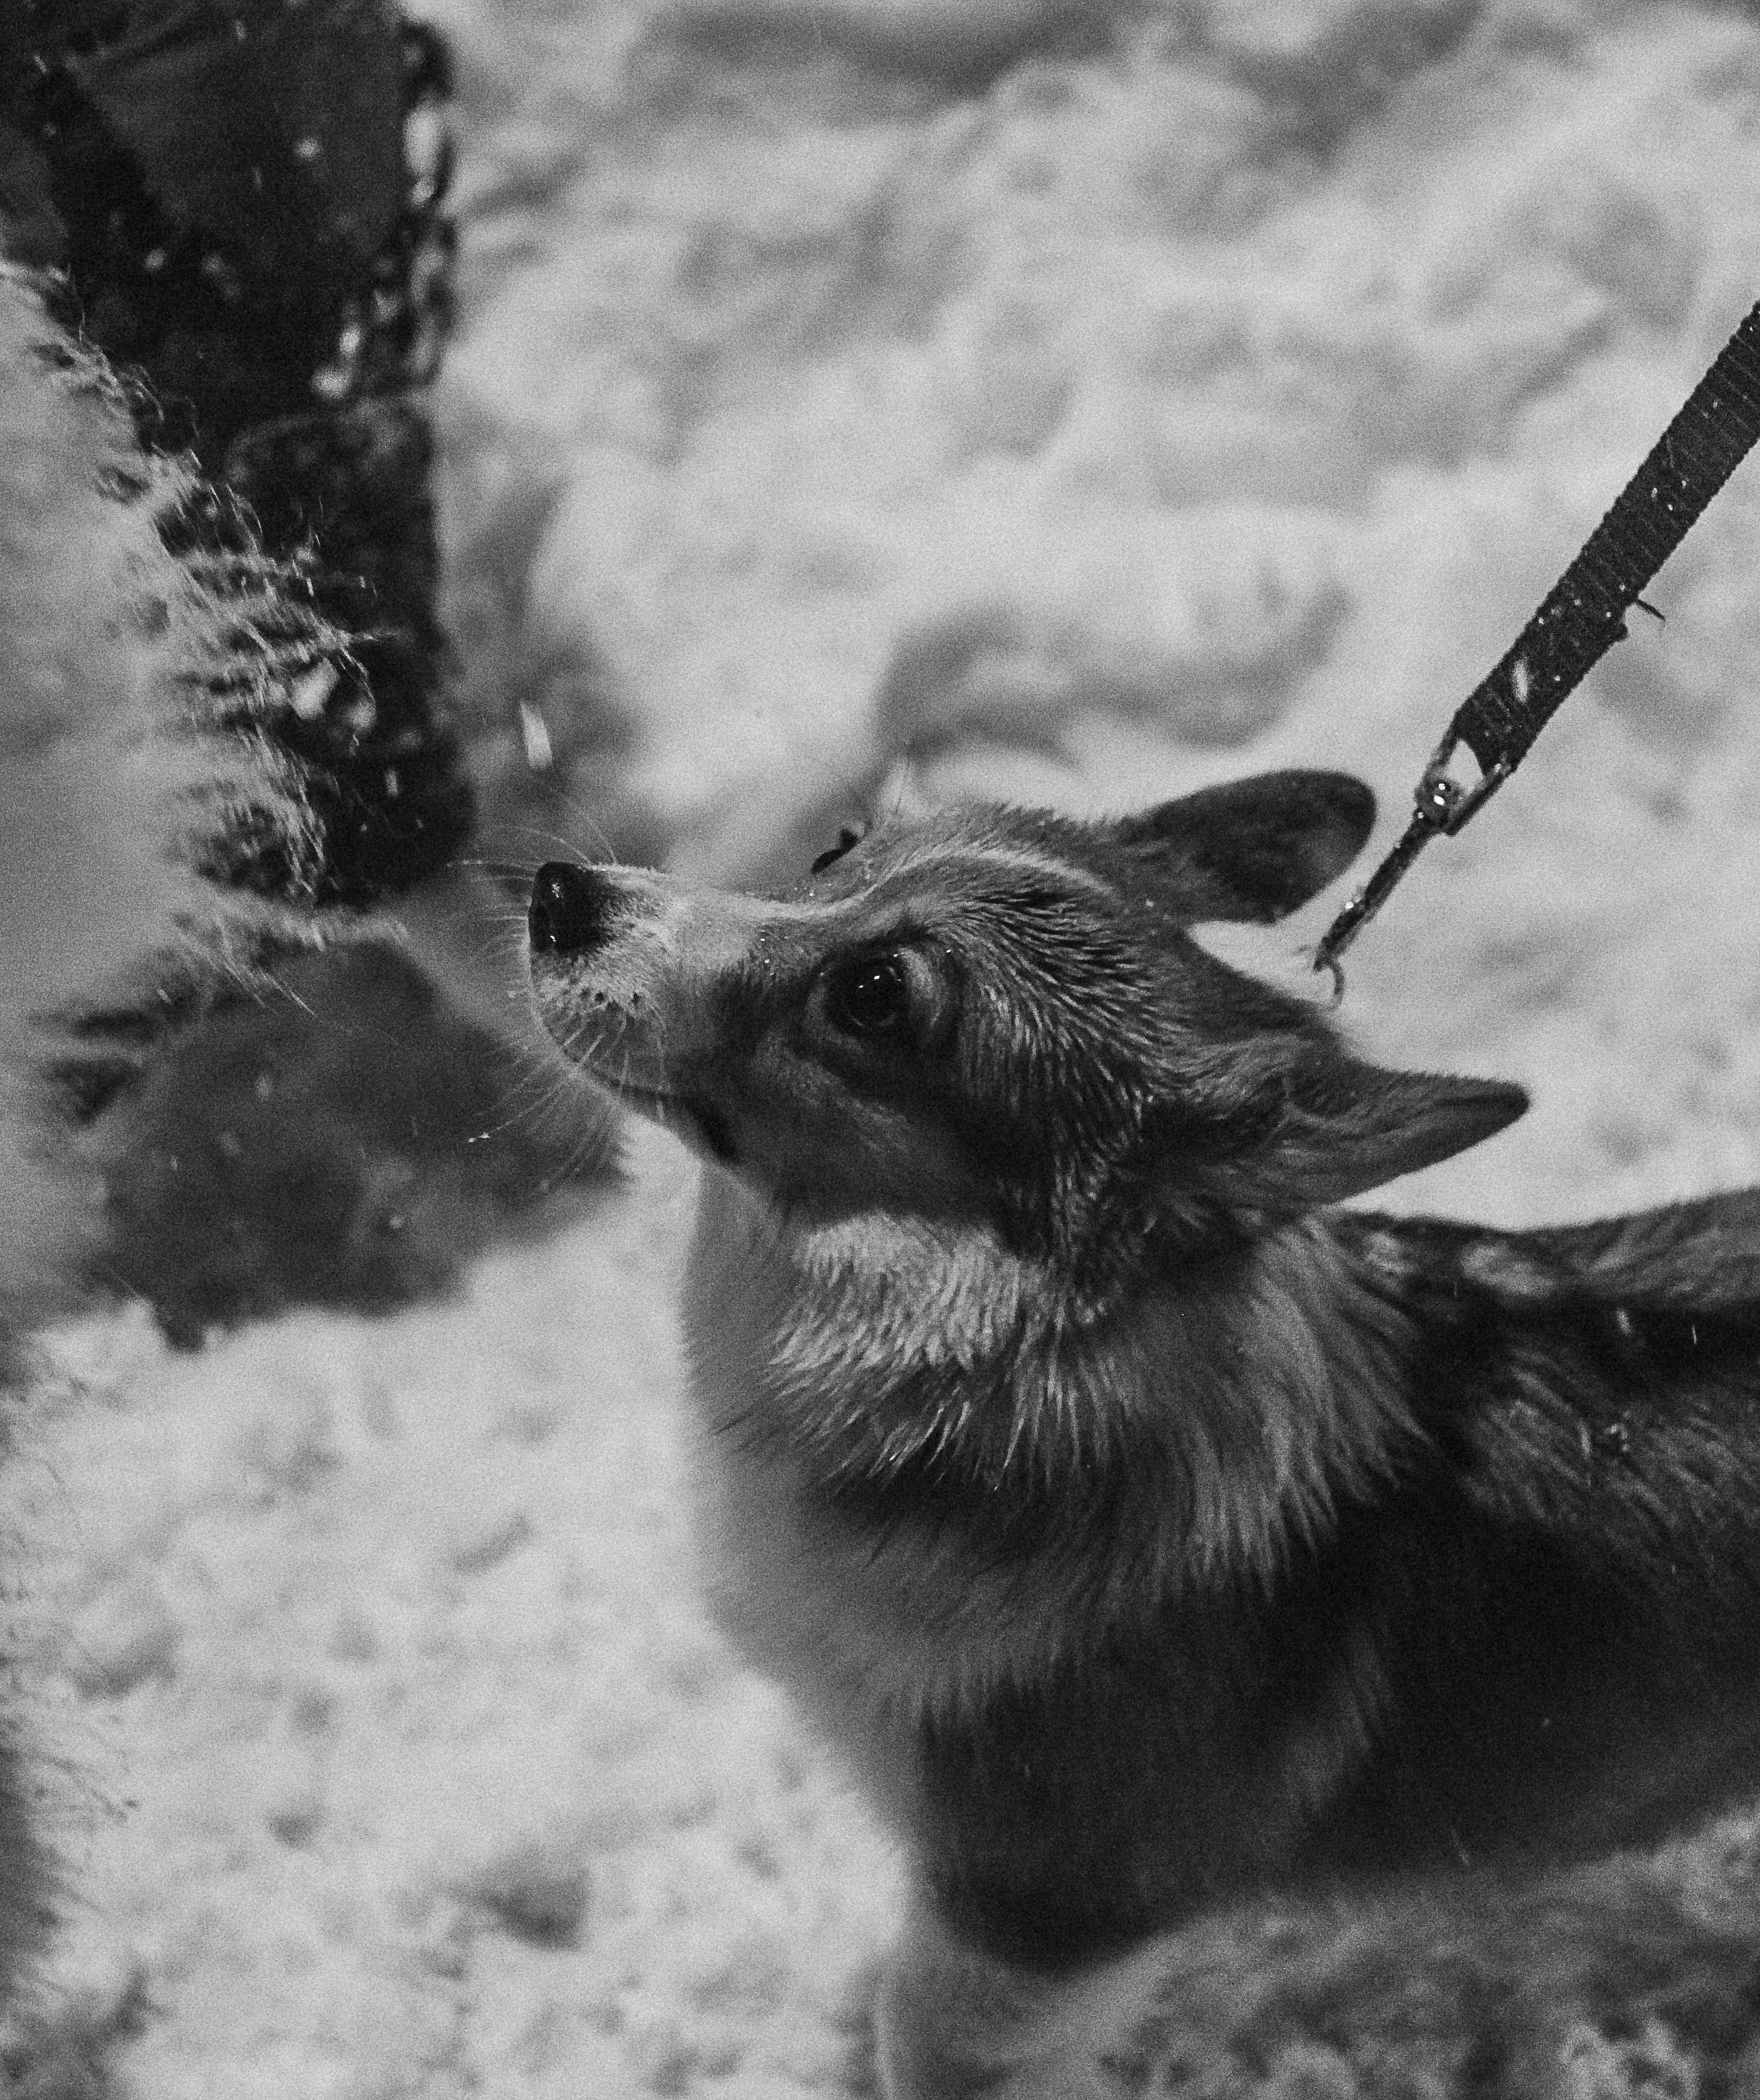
[16,1133,897,2096]
[18,0,1760,2090]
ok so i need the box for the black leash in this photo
[1315,298,1760,977]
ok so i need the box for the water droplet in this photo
[290,660,338,720]
[404,103,447,190]
[312,314,366,402]
[518,702,554,771]
[200,251,243,303]
[1590,1414,1632,1460]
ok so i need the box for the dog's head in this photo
[528,773,1525,1279]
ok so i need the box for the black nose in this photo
[530,862,616,956]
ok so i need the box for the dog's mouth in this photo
[605,1075,672,1113]
[530,979,740,1166]
[591,1072,738,1165]
[574,1065,672,1119]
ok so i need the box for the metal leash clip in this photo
[1314,296,1760,981]
[1314,735,1508,977]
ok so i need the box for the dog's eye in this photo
[826,951,911,1037]
[810,826,862,875]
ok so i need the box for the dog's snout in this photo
[530,862,616,957]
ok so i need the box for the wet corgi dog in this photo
[528,772,1760,2098]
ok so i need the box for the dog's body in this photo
[529,777,1760,2096]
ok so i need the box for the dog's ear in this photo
[1112,771,1375,924]
[1203,1050,1528,1211]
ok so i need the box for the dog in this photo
[527,771,1760,2098]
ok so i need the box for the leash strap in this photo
[1315,298,1760,974]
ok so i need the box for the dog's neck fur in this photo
[689,1163,1425,1600]
[684,1166,1444,1899]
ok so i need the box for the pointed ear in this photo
[1253,1058,1529,1207]
[1113,771,1375,924]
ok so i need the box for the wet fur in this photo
[529,777,1760,2096]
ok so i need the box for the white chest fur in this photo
[675,1168,1095,1828]
[675,1164,1415,1849]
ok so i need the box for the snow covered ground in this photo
[13,1135,895,2098]
[18,0,1760,2091]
